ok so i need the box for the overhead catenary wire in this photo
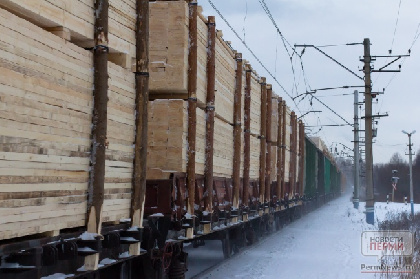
[207,0,356,128]
[255,0,353,127]
[206,0,305,118]
[376,19,420,113]
[389,0,403,54]
[258,0,298,95]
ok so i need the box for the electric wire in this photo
[258,0,298,95]
[242,0,247,42]
[390,0,403,54]
[207,0,354,129]
[206,0,305,118]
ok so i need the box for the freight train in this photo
[0,0,344,278]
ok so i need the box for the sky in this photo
[198,0,420,164]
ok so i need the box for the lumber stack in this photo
[148,3,239,179]
[0,0,137,60]
[270,146,278,182]
[103,63,135,223]
[250,73,262,136]
[146,100,206,178]
[0,7,92,240]
[0,0,136,240]
[146,99,235,179]
[271,99,279,143]
[149,1,189,93]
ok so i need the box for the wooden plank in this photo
[0,1,135,55]
[0,183,87,192]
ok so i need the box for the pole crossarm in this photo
[361,113,389,119]
[295,44,364,80]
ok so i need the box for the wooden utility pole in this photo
[363,38,374,225]
[186,0,198,239]
[130,0,149,256]
[86,0,108,270]
[204,16,216,228]
[232,53,243,215]
[353,90,360,209]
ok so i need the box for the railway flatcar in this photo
[0,1,343,278]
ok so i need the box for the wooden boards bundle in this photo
[147,1,297,187]
[0,0,137,59]
[150,1,239,124]
[0,5,134,240]
[0,7,91,240]
[146,100,235,179]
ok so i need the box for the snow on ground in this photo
[197,191,420,279]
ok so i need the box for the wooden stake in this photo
[298,121,305,196]
[204,16,216,216]
[259,78,267,204]
[85,0,109,271]
[265,84,272,204]
[289,112,295,197]
[232,53,243,210]
[243,64,252,208]
[276,97,283,204]
[290,112,297,196]
[187,0,198,239]
[281,101,287,199]
[130,0,149,256]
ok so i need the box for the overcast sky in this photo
[198,0,420,164]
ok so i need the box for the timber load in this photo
[0,1,343,278]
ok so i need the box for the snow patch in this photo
[41,273,74,279]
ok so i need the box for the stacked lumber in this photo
[146,99,235,179]
[196,12,208,103]
[146,100,206,178]
[0,0,137,59]
[149,1,189,93]
[249,136,261,179]
[103,63,135,223]
[212,34,236,123]
[270,98,279,143]
[0,4,136,239]
[213,118,234,177]
[250,73,262,136]
[150,2,238,124]
[270,146,278,182]
[0,7,92,240]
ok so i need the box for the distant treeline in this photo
[374,151,420,203]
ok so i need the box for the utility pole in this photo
[402,130,416,217]
[391,170,398,202]
[353,90,360,209]
[363,38,374,225]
